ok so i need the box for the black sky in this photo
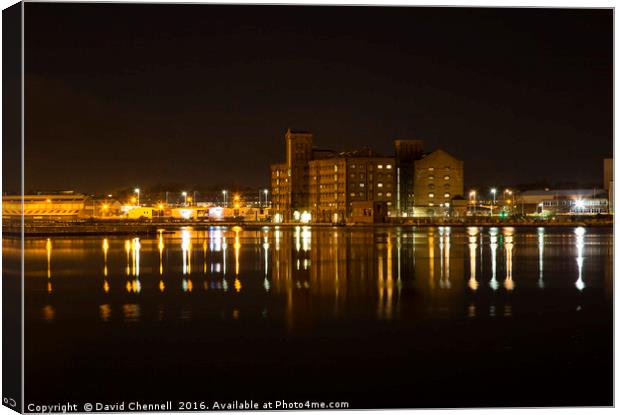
[24,3,612,193]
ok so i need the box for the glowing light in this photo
[293,211,301,221]
[300,211,312,224]
[157,203,164,210]
[574,226,586,237]
[102,203,109,211]
[575,199,585,209]
[179,209,193,219]
[273,213,283,223]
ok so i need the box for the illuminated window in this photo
[377,192,383,197]
[429,202,434,206]
[386,164,392,169]
[428,193,435,198]
[444,175,450,180]
[444,193,450,198]
[334,165,338,172]
[360,183,365,188]
[428,167,434,171]
[378,164,383,169]
[377,183,383,188]
[351,164,356,169]
[428,175,435,180]
[350,193,355,197]
[386,192,392,197]
[387,202,392,206]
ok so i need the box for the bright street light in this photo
[181,191,188,206]
[134,188,140,205]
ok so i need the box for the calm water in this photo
[12,226,613,408]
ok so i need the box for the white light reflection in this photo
[575,227,586,291]
[489,228,499,290]
[537,227,544,289]
[503,227,514,291]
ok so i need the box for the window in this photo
[428,193,435,198]
[444,193,450,198]
[386,164,392,169]
[377,183,383,188]
[377,192,383,197]
[428,167,434,171]
[351,164,356,169]
[386,192,392,197]
[350,192,356,197]
[444,176,450,180]
[428,175,435,180]
[378,164,383,169]
[360,183,365,188]
[334,165,338,172]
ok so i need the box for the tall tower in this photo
[285,129,313,214]
[395,139,424,215]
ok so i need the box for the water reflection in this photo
[489,227,499,290]
[28,226,611,326]
[575,227,586,291]
[503,227,514,291]
[538,228,544,289]
[438,227,451,289]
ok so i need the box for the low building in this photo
[349,201,388,223]
[520,189,609,215]
[2,193,87,219]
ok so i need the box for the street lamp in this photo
[182,191,187,207]
[263,189,269,207]
[490,188,497,216]
[222,190,228,207]
[134,188,140,206]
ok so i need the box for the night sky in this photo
[24,3,612,194]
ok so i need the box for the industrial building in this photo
[270,128,464,222]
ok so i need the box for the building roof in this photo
[521,189,608,198]
[337,147,386,158]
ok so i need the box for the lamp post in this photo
[263,189,268,207]
[134,188,140,206]
[222,190,227,207]
[182,191,187,207]
[490,188,497,216]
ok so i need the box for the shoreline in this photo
[2,218,613,237]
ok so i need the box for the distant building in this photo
[308,148,396,223]
[520,189,609,215]
[604,158,613,213]
[3,194,88,219]
[412,149,464,216]
[270,128,464,222]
